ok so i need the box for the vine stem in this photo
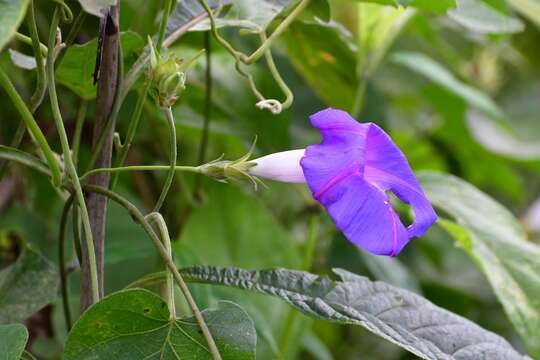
[0,69,62,185]
[47,7,100,305]
[59,195,76,331]
[110,81,151,189]
[84,185,222,360]
[80,164,200,182]
[146,213,176,320]
[154,107,177,212]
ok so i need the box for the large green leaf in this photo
[0,243,59,323]
[448,0,524,34]
[0,324,28,360]
[56,31,144,100]
[64,289,256,360]
[180,266,528,360]
[392,52,505,123]
[0,0,29,51]
[281,20,358,110]
[419,171,540,357]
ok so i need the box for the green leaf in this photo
[448,0,524,34]
[392,52,505,123]
[0,324,28,360]
[180,266,528,360]
[56,31,144,100]
[77,0,117,17]
[281,20,358,110]
[0,243,59,323]
[64,289,256,360]
[0,0,29,51]
[508,0,540,29]
[419,171,540,357]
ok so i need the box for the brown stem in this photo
[80,6,120,312]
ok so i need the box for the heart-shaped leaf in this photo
[64,289,256,360]
[179,266,529,360]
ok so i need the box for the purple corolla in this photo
[249,108,437,256]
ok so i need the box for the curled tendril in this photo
[51,0,74,23]
[256,99,282,115]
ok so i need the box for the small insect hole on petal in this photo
[385,191,413,227]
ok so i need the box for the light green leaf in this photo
[508,0,540,29]
[0,324,28,360]
[466,110,540,159]
[180,266,528,360]
[0,243,59,323]
[56,31,144,100]
[419,171,540,357]
[353,0,456,13]
[448,0,524,34]
[77,0,117,17]
[0,0,29,51]
[64,289,256,360]
[392,51,505,123]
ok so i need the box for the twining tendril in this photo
[197,0,310,114]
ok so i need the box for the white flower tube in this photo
[249,149,306,183]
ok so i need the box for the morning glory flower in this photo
[249,108,437,256]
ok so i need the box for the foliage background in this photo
[1,0,540,359]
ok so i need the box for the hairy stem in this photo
[0,69,61,184]
[47,6,99,306]
[146,213,176,320]
[80,165,200,182]
[154,107,177,212]
[84,185,222,360]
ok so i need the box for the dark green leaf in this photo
[64,289,256,360]
[56,31,144,100]
[0,0,29,51]
[0,324,28,360]
[180,266,528,360]
[419,171,540,357]
[281,20,358,110]
[0,244,59,323]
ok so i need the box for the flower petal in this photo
[300,108,369,192]
[363,123,437,238]
[249,149,306,183]
[315,172,410,256]
[300,108,436,256]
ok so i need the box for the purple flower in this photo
[249,108,437,256]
